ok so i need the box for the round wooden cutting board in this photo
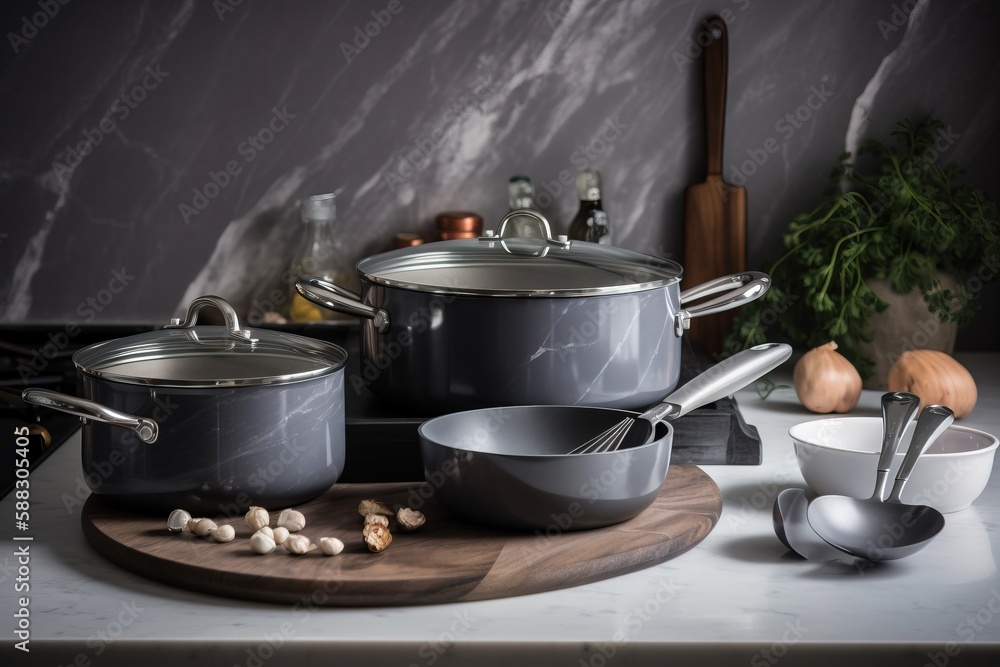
[81,464,722,606]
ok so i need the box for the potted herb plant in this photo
[726,117,1000,385]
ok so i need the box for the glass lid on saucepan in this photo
[73,296,347,388]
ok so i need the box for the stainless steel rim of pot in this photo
[73,295,348,388]
[356,209,685,298]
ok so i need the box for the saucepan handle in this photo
[295,276,391,334]
[675,271,770,336]
[21,388,158,444]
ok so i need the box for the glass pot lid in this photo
[73,296,347,388]
[358,210,683,297]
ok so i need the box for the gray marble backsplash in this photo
[1,0,998,349]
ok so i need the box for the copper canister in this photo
[435,212,482,240]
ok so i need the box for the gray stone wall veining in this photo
[1,0,998,350]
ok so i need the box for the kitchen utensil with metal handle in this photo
[295,276,390,333]
[872,392,922,501]
[883,405,954,504]
[569,342,791,454]
[807,402,950,561]
[21,388,158,443]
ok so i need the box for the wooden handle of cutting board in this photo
[704,17,728,176]
[683,16,746,358]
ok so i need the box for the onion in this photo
[793,341,862,413]
[888,350,978,418]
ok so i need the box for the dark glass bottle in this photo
[568,170,611,244]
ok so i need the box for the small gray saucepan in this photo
[296,208,770,414]
[20,296,348,514]
[418,343,791,531]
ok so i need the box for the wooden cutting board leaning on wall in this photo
[683,16,747,358]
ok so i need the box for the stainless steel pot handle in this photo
[163,295,259,344]
[22,388,158,444]
[294,276,391,333]
[675,271,771,336]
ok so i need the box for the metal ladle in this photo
[772,391,918,562]
[807,404,953,562]
[773,488,863,563]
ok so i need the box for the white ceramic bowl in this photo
[790,417,998,513]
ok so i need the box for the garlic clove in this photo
[283,534,311,555]
[271,526,290,545]
[364,514,389,527]
[245,506,270,532]
[318,537,345,556]
[167,509,192,533]
[250,530,276,554]
[396,507,426,532]
[210,524,236,543]
[189,518,218,537]
[276,508,306,532]
[793,341,862,414]
[257,526,274,539]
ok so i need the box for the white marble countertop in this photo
[3,354,1000,666]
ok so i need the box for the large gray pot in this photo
[22,296,347,514]
[297,209,769,414]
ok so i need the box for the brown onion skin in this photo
[888,350,978,419]
[793,341,862,414]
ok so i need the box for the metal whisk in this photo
[568,343,791,455]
